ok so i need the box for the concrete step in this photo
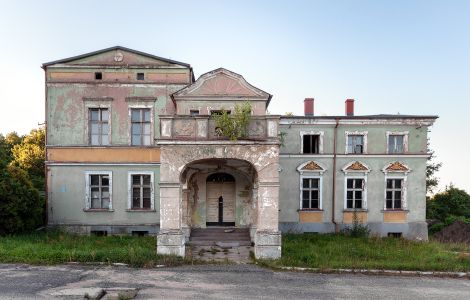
[187,240,252,247]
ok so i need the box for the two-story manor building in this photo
[43,46,437,259]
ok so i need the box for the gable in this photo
[383,161,411,173]
[343,161,370,172]
[43,46,190,68]
[173,68,271,100]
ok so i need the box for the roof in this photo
[282,114,439,120]
[42,45,192,68]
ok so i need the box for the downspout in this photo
[43,66,48,227]
[332,118,339,232]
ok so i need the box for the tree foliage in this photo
[212,102,252,141]
[426,142,442,194]
[427,186,470,222]
[11,127,45,190]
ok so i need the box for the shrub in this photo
[0,164,43,235]
[212,102,252,141]
[341,210,370,238]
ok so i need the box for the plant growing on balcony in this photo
[212,101,252,141]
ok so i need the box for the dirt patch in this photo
[434,221,470,244]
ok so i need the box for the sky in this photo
[0,0,469,193]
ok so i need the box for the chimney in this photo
[304,98,314,116]
[345,99,354,116]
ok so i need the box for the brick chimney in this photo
[304,98,314,116]
[345,99,354,116]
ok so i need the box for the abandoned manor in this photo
[43,46,437,259]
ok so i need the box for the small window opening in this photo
[95,72,102,80]
[190,110,200,116]
[132,231,149,237]
[211,110,231,115]
[387,232,402,238]
[137,73,145,80]
[303,135,320,154]
[91,230,107,236]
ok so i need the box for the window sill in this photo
[126,209,156,212]
[381,209,409,213]
[343,209,368,212]
[298,209,323,212]
[83,209,114,212]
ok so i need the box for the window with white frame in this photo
[89,108,109,145]
[346,178,365,209]
[386,178,404,209]
[128,172,154,210]
[300,131,324,154]
[85,171,112,210]
[131,108,151,146]
[347,135,364,154]
[301,177,321,209]
[387,132,408,154]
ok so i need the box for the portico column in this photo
[157,181,185,256]
[255,181,282,259]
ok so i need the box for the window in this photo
[303,135,320,154]
[211,110,231,115]
[347,135,364,154]
[91,230,107,236]
[388,232,402,238]
[388,135,404,153]
[190,110,200,116]
[346,178,365,209]
[85,172,112,210]
[137,73,145,80]
[95,72,102,80]
[301,178,320,209]
[386,178,403,209]
[131,108,151,146]
[89,108,109,145]
[128,172,154,210]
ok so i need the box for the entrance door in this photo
[206,173,235,226]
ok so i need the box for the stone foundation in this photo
[254,231,281,259]
[157,230,185,256]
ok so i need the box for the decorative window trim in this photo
[345,131,368,154]
[127,171,155,210]
[128,104,154,146]
[386,131,409,154]
[342,161,371,175]
[84,171,113,210]
[384,175,408,210]
[300,131,324,154]
[296,160,327,175]
[382,161,411,175]
[344,175,368,210]
[299,175,323,210]
[84,101,112,145]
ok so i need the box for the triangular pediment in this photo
[172,68,271,100]
[297,161,326,174]
[383,162,410,173]
[343,161,370,173]
[43,46,190,68]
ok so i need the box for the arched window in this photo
[206,173,235,183]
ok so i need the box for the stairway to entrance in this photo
[187,228,253,263]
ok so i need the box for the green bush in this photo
[427,187,470,222]
[0,164,43,235]
[212,102,251,141]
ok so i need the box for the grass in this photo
[0,231,184,267]
[258,233,470,272]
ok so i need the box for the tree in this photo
[11,127,45,190]
[426,141,442,194]
[427,186,470,222]
[212,102,252,141]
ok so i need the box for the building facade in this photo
[43,47,437,259]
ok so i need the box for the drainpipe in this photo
[332,118,339,232]
[43,67,48,227]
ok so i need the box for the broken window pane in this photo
[91,175,99,186]
[143,175,151,185]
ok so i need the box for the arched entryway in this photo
[206,173,236,226]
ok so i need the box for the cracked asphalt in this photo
[0,263,469,299]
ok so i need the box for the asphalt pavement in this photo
[0,263,468,299]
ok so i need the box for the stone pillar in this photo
[157,181,185,256]
[254,181,281,259]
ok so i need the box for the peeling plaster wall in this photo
[46,84,186,145]
[47,165,160,226]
